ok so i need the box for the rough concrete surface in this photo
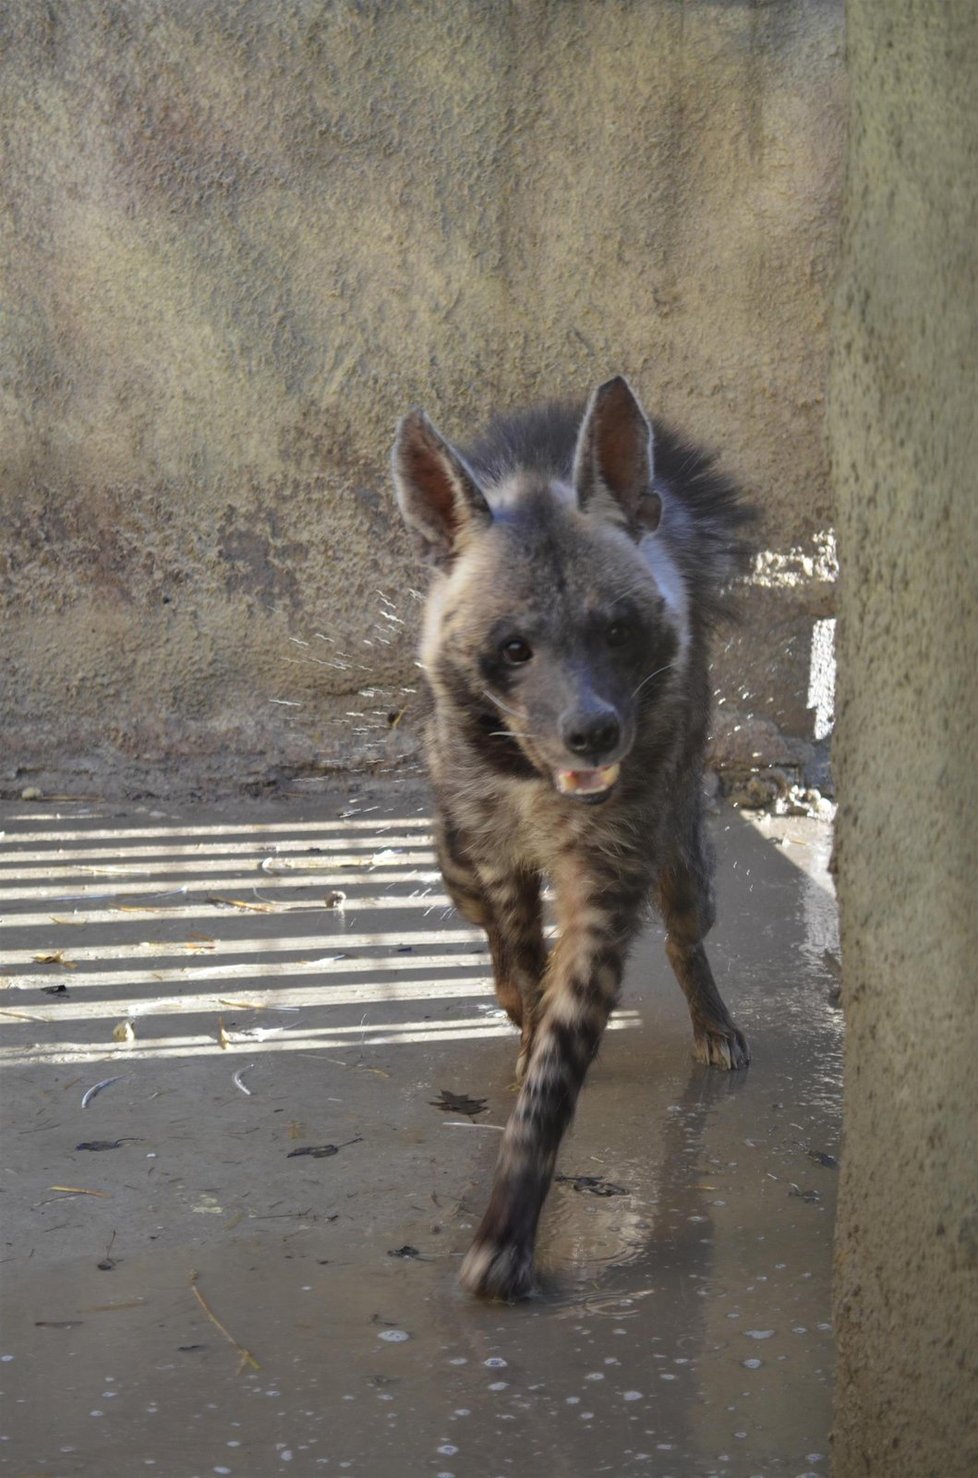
[1,1,844,793]
[830,4,978,1473]
[0,784,841,1476]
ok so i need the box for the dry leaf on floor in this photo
[429,1089,488,1117]
[33,950,76,968]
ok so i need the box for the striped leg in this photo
[459,872,643,1300]
[657,830,749,1071]
[433,815,491,929]
[433,818,546,1048]
[484,878,548,1075]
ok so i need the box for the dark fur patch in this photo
[434,655,540,781]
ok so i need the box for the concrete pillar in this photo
[830,3,978,1473]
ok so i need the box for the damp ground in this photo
[0,781,841,1477]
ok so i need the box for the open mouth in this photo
[554,762,621,799]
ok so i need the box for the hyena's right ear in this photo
[573,376,660,536]
[391,410,492,564]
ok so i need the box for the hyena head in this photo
[392,377,688,803]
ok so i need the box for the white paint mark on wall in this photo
[808,618,836,740]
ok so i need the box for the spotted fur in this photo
[392,377,753,1300]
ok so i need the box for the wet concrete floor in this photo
[0,782,841,1477]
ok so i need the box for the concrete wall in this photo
[830,3,978,1472]
[1,0,845,796]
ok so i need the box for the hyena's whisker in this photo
[480,688,524,720]
[631,661,676,698]
[610,579,654,602]
[391,374,754,1302]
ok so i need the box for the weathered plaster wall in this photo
[830,3,978,1472]
[0,1,845,794]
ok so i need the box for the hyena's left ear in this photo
[573,376,661,535]
[391,409,492,563]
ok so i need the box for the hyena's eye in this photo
[501,637,533,665]
[606,621,632,647]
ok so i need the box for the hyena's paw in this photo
[459,1237,536,1302]
[693,1021,750,1071]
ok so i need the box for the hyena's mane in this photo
[459,399,756,629]
[650,422,757,631]
[459,401,581,487]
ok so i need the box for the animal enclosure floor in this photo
[0,781,841,1478]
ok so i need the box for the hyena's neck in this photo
[427,701,686,882]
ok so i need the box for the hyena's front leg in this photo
[434,819,546,1057]
[657,834,749,1071]
[459,882,640,1300]
[483,877,548,1079]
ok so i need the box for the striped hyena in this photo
[391,376,753,1301]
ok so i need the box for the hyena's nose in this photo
[561,708,621,763]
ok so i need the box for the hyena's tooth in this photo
[555,762,620,795]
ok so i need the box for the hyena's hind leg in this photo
[657,826,750,1071]
[433,819,546,1071]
